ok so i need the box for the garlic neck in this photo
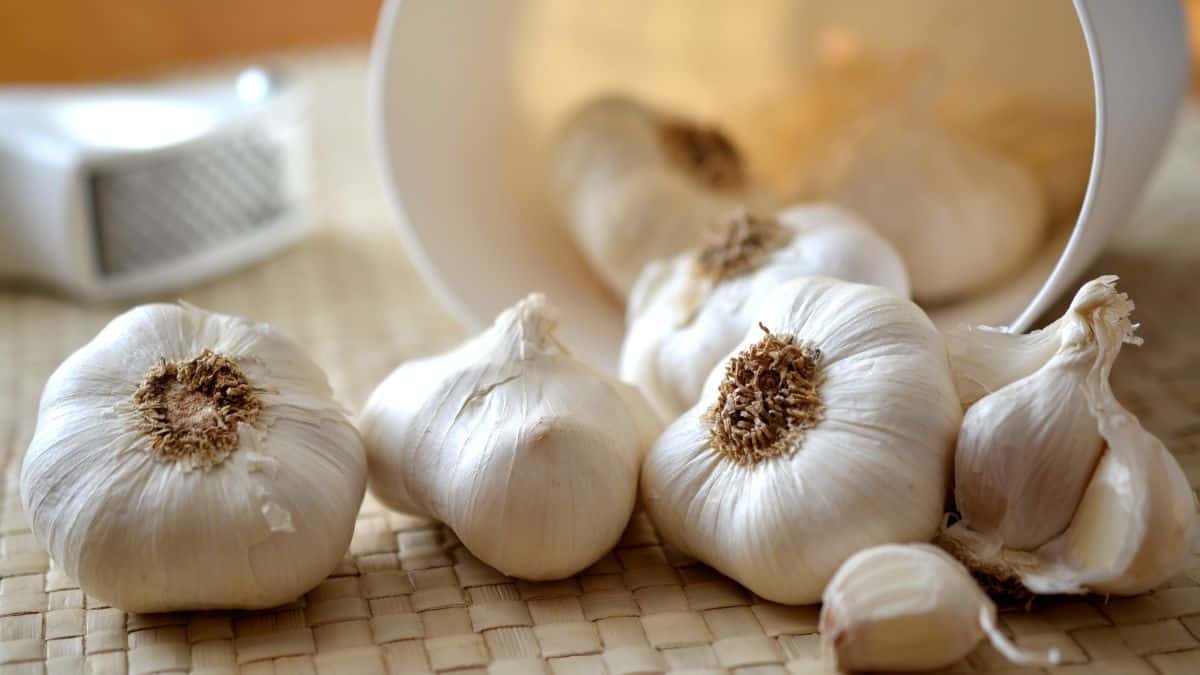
[706,327,824,465]
[694,210,791,284]
[131,349,261,469]
[500,293,565,358]
[658,118,745,190]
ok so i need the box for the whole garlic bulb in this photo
[816,111,1047,304]
[359,294,660,580]
[641,276,961,604]
[942,276,1198,596]
[548,95,769,299]
[621,204,910,420]
[821,543,1060,673]
[21,304,366,613]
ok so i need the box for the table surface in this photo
[1,48,1198,675]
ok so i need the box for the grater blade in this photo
[89,129,289,278]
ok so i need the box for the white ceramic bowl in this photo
[370,0,1189,371]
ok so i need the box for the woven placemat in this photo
[0,51,1198,675]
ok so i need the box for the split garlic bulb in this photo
[942,276,1198,596]
[821,544,1060,673]
[641,276,961,604]
[817,111,1047,304]
[548,95,768,299]
[621,204,910,420]
[359,294,659,580]
[21,304,366,613]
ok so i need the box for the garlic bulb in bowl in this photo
[360,293,660,580]
[621,204,909,420]
[20,303,366,613]
[941,276,1198,596]
[641,276,961,604]
[816,110,1047,304]
[548,95,769,299]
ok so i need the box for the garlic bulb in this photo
[621,204,909,420]
[821,543,1060,673]
[942,276,1198,595]
[816,111,1047,304]
[20,304,366,613]
[360,293,659,580]
[641,276,961,604]
[548,95,769,299]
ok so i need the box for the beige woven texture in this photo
[2,51,1199,675]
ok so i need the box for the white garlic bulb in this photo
[817,111,1047,304]
[360,294,660,580]
[943,276,1198,596]
[621,204,910,420]
[821,543,1060,673]
[548,95,769,299]
[21,304,366,613]
[641,276,961,604]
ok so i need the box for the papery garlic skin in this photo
[817,111,1046,303]
[943,276,1198,596]
[641,277,961,604]
[549,96,769,299]
[621,204,910,420]
[821,544,1059,673]
[21,304,366,613]
[360,294,660,580]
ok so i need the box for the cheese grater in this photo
[0,68,310,300]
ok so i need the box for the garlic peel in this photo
[641,277,959,604]
[360,294,659,580]
[21,303,366,613]
[621,204,909,420]
[820,543,1059,673]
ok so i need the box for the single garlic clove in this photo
[360,293,661,580]
[621,204,909,420]
[20,303,366,613]
[817,110,1046,304]
[641,277,960,604]
[548,95,771,300]
[820,543,1059,673]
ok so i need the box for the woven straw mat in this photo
[1,51,1199,675]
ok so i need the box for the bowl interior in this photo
[373,0,1094,371]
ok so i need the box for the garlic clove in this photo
[360,293,660,580]
[817,110,1046,304]
[549,95,771,299]
[820,543,1059,673]
[641,276,960,604]
[621,204,909,420]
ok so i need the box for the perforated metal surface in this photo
[90,129,289,278]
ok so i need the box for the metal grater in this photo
[0,67,311,300]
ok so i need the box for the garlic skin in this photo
[817,111,1046,304]
[360,294,659,580]
[621,204,910,420]
[821,543,1059,673]
[21,304,366,613]
[641,277,961,604]
[943,276,1198,596]
[549,95,769,299]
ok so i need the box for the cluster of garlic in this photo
[621,204,909,420]
[941,276,1197,596]
[21,304,366,612]
[359,294,660,579]
[548,96,771,299]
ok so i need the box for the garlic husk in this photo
[621,204,910,420]
[820,543,1060,673]
[548,95,770,299]
[641,276,961,604]
[816,110,1047,304]
[359,294,660,580]
[943,276,1198,595]
[20,304,366,613]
